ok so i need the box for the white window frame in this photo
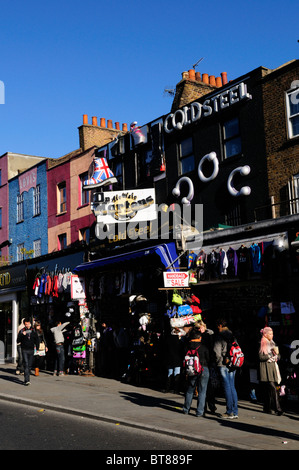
[33,185,41,216]
[286,85,299,139]
[17,243,24,261]
[33,239,41,258]
[17,194,24,222]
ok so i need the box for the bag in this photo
[39,341,46,351]
[72,325,85,346]
[184,346,203,376]
[177,304,193,317]
[172,289,183,305]
[226,341,244,369]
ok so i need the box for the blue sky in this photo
[0,0,298,159]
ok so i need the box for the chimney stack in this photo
[79,115,128,151]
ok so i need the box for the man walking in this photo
[17,317,39,386]
[213,318,239,419]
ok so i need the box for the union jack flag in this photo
[93,158,115,182]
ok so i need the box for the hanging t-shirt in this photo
[237,246,251,279]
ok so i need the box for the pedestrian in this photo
[259,326,283,415]
[194,320,217,414]
[162,327,185,394]
[50,319,70,376]
[213,318,239,419]
[16,317,25,376]
[182,329,210,417]
[34,321,48,376]
[17,317,39,386]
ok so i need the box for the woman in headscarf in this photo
[259,327,283,415]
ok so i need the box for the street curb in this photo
[0,393,248,450]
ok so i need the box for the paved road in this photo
[0,365,298,451]
[0,400,219,451]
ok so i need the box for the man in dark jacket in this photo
[17,317,39,385]
[182,329,210,417]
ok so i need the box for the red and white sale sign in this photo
[163,272,189,288]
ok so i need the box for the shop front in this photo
[73,242,180,380]
[0,263,27,363]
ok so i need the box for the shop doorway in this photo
[0,301,12,362]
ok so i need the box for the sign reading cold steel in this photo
[92,189,157,223]
[163,271,189,288]
[164,82,252,133]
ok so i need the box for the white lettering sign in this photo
[164,82,252,134]
[92,189,157,224]
[163,271,189,288]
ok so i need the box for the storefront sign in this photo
[0,272,11,287]
[92,189,157,223]
[164,82,252,134]
[19,167,37,194]
[0,264,26,291]
[71,275,86,300]
[163,271,189,288]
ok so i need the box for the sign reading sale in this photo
[163,272,189,288]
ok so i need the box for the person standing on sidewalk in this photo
[182,329,210,417]
[16,317,25,376]
[34,321,48,376]
[259,326,283,415]
[50,320,70,376]
[213,318,239,419]
[17,317,39,386]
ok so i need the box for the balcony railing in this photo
[254,197,299,222]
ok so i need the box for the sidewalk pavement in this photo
[0,364,298,451]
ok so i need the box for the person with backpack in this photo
[213,318,240,419]
[182,329,210,417]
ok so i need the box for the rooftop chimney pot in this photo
[188,69,196,80]
[221,72,228,85]
[100,118,106,128]
[202,73,209,84]
[122,123,128,132]
[209,75,216,86]
[83,114,88,125]
[107,119,113,129]
[216,76,222,87]
[92,116,98,126]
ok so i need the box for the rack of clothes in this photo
[186,241,269,283]
[32,267,73,298]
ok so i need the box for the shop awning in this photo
[73,243,179,273]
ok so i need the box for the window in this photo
[225,204,242,226]
[288,173,299,215]
[17,194,24,222]
[179,137,195,174]
[79,173,90,206]
[79,227,90,244]
[33,239,41,258]
[33,185,41,216]
[286,87,299,138]
[58,233,67,250]
[112,160,123,189]
[223,117,242,158]
[57,182,67,213]
[17,243,24,262]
